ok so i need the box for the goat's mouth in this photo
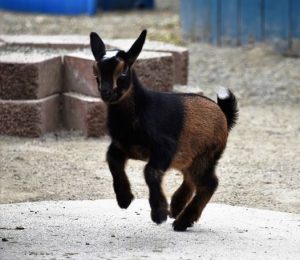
[101,94,113,103]
[101,92,119,103]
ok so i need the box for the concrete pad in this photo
[62,92,107,137]
[0,95,60,137]
[63,51,174,97]
[0,200,299,260]
[0,53,62,99]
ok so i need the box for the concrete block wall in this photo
[0,35,188,137]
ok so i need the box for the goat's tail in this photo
[217,87,238,131]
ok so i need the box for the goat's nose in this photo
[101,89,112,101]
[101,89,111,96]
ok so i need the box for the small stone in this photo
[15,226,25,230]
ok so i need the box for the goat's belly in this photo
[128,146,149,161]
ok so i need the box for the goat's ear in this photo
[126,30,147,65]
[90,32,106,61]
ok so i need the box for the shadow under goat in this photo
[90,30,238,231]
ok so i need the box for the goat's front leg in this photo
[144,163,168,224]
[107,143,134,209]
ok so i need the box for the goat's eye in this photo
[121,66,128,76]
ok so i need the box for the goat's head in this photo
[90,30,147,103]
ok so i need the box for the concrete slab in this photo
[0,200,299,260]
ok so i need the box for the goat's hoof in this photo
[151,208,168,224]
[172,219,193,232]
[116,193,134,209]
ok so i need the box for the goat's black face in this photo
[90,30,147,104]
[92,51,131,103]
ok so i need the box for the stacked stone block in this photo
[0,53,62,137]
[108,39,188,85]
[0,35,188,137]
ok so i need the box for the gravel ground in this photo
[0,9,300,214]
[0,10,181,43]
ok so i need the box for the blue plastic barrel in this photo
[98,0,154,10]
[180,0,300,53]
[0,0,98,15]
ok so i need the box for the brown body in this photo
[172,97,228,170]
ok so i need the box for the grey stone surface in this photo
[0,200,299,260]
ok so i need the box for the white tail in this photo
[217,86,230,100]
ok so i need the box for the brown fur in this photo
[113,59,125,89]
[171,96,228,170]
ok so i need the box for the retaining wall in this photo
[0,35,188,137]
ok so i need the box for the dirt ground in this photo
[0,7,300,214]
[1,104,299,214]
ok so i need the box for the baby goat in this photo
[90,30,238,231]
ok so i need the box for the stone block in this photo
[0,53,62,99]
[62,92,107,137]
[0,95,60,137]
[135,51,174,92]
[0,35,90,49]
[63,51,174,97]
[108,39,188,85]
[63,53,98,97]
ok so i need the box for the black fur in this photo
[217,90,238,130]
[107,71,184,171]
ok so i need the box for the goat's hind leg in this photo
[170,173,195,219]
[107,143,134,209]
[173,162,219,231]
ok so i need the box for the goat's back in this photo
[171,94,228,170]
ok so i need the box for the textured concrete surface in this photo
[0,200,299,260]
[0,53,62,99]
[62,92,107,137]
[0,95,60,137]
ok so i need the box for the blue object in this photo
[98,0,154,10]
[220,0,240,45]
[180,0,300,53]
[240,0,263,44]
[0,0,98,15]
